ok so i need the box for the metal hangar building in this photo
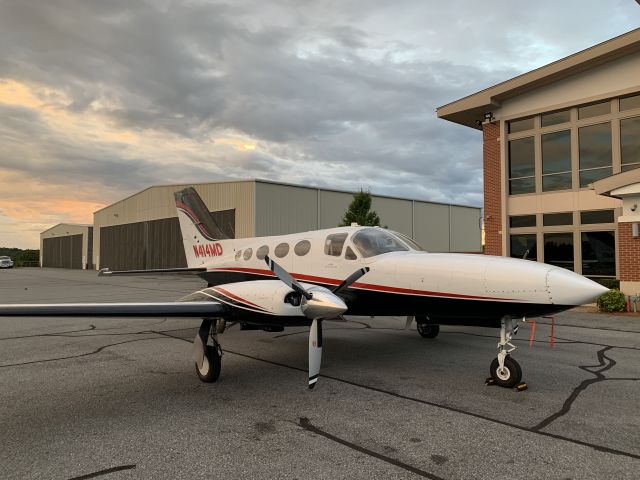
[39,223,94,270]
[87,179,481,271]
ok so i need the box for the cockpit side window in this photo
[352,228,410,258]
[324,233,348,257]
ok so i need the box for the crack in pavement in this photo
[0,337,165,368]
[298,417,446,480]
[532,346,618,432]
[67,464,136,479]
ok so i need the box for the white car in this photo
[0,256,14,268]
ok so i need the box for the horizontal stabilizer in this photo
[0,301,227,317]
[99,267,207,276]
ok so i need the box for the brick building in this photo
[437,28,640,294]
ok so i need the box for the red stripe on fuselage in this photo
[208,267,517,302]
[213,286,268,312]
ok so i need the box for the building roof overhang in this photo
[437,28,640,130]
[592,169,640,198]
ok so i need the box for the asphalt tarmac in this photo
[0,268,638,479]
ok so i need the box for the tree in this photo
[339,190,381,227]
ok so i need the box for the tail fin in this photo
[175,187,231,267]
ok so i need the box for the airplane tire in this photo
[489,356,522,388]
[416,323,440,338]
[195,345,221,383]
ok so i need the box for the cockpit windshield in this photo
[391,231,426,251]
[351,228,410,258]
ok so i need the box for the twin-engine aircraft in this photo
[0,188,607,389]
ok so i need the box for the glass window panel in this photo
[345,246,358,260]
[243,248,253,260]
[543,212,573,226]
[235,250,242,261]
[509,177,535,195]
[324,233,348,256]
[542,173,572,192]
[581,231,615,276]
[621,163,640,172]
[620,94,640,111]
[580,210,614,225]
[256,245,269,260]
[509,137,535,178]
[579,123,611,170]
[510,215,536,228]
[542,130,571,174]
[580,167,612,187]
[544,233,574,271]
[541,109,570,127]
[510,234,537,261]
[578,101,610,119]
[508,117,534,133]
[274,243,290,258]
[621,116,640,168]
[294,240,311,256]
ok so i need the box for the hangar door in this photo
[43,235,83,269]
[99,210,235,270]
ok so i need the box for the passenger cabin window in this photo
[324,233,348,256]
[256,245,269,260]
[352,228,410,258]
[274,243,289,258]
[345,246,358,260]
[235,250,242,261]
[294,240,311,256]
[243,248,253,260]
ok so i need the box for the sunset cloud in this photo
[0,0,638,248]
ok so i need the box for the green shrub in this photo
[592,278,620,289]
[597,289,626,313]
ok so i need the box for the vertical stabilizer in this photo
[175,187,231,267]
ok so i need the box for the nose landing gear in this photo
[487,318,524,389]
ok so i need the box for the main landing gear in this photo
[193,318,223,382]
[487,318,524,389]
[415,316,440,339]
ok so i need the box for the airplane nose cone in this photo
[547,268,609,306]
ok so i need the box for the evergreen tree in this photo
[339,190,381,226]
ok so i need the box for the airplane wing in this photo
[98,267,207,276]
[0,301,228,317]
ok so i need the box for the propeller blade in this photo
[265,255,312,300]
[308,319,322,389]
[332,267,370,296]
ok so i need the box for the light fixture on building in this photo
[483,112,495,123]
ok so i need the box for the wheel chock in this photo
[514,382,528,392]
[485,377,496,386]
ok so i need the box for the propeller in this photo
[264,256,369,389]
[265,256,312,300]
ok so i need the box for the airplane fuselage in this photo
[185,226,605,327]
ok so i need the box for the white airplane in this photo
[0,188,608,389]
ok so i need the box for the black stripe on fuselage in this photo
[197,270,574,327]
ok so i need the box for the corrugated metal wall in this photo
[414,202,450,252]
[42,235,83,269]
[99,210,235,270]
[255,182,318,235]
[256,181,481,253]
[450,206,482,252]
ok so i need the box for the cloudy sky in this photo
[1,0,639,248]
